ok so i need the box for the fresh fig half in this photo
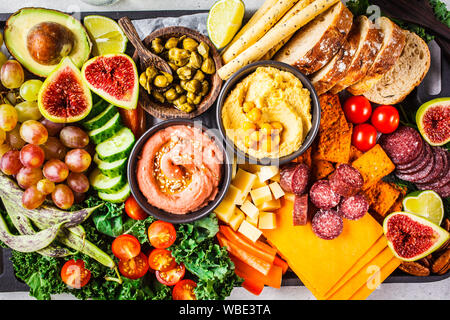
[416,97,450,146]
[383,211,450,262]
[38,57,92,123]
[81,53,138,110]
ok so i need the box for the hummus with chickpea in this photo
[136,125,223,215]
[221,66,312,159]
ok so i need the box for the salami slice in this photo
[434,182,450,198]
[309,180,341,209]
[414,147,446,184]
[416,165,450,190]
[329,164,364,197]
[338,194,369,220]
[395,143,432,175]
[280,163,310,195]
[416,149,449,187]
[293,194,309,226]
[312,209,343,240]
[279,164,297,193]
[395,151,435,182]
[379,126,423,165]
[395,139,428,171]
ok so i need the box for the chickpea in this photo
[246,107,262,122]
[270,121,284,133]
[260,123,273,136]
[242,101,255,113]
[243,121,257,132]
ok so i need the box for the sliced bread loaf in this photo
[310,39,355,95]
[330,16,383,94]
[274,1,353,75]
[363,30,431,104]
[347,17,406,96]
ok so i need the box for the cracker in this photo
[349,145,364,163]
[312,160,335,181]
[362,181,401,217]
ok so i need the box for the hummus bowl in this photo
[216,61,320,166]
[127,119,232,224]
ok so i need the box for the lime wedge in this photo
[402,190,444,225]
[207,0,245,49]
[83,15,128,56]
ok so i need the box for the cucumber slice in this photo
[84,99,109,121]
[93,153,127,178]
[89,168,126,194]
[98,183,131,203]
[96,127,135,162]
[88,112,122,144]
[82,104,118,131]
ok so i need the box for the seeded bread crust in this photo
[274,1,353,75]
[330,16,383,94]
[347,17,406,96]
[363,31,431,105]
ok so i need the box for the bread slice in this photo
[310,39,355,95]
[330,16,383,94]
[347,17,406,96]
[274,1,353,75]
[363,31,431,104]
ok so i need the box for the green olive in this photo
[165,37,179,50]
[168,48,190,62]
[182,37,199,52]
[161,71,173,84]
[200,80,209,96]
[197,41,210,58]
[164,88,178,101]
[145,66,159,80]
[185,79,202,94]
[201,57,215,75]
[152,91,165,103]
[180,80,189,91]
[168,62,178,71]
[174,84,184,94]
[151,38,164,54]
[173,95,187,107]
[178,102,195,113]
[188,51,203,70]
[177,66,194,80]
[187,92,202,105]
[139,72,148,89]
[193,70,205,82]
[153,75,170,88]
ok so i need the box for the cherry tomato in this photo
[147,220,177,249]
[343,96,372,124]
[156,263,185,286]
[148,248,177,272]
[172,279,197,300]
[352,123,378,152]
[124,196,148,220]
[61,259,91,289]
[111,234,141,261]
[371,105,400,134]
[118,252,149,279]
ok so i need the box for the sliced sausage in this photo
[329,164,364,197]
[312,209,343,240]
[309,180,341,209]
[338,194,369,220]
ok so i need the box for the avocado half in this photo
[4,8,92,78]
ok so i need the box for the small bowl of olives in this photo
[132,26,223,119]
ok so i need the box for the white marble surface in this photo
[0,0,449,301]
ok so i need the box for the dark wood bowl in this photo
[132,26,223,120]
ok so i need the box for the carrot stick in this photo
[216,233,272,276]
[242,278,264,296]
[219,225,276,263]
[231,255,282,289]
[273,256,289,275]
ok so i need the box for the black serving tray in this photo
[0,9,448,293]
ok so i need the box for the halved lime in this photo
[207,0,245,49]
[402,190,444,225]
[83,15,128,56]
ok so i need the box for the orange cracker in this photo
[362,181,401,218]
[352,144,395,190]
[349,145,364,163]
[312,160,335,181]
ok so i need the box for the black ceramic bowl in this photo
[216,60,321,166]
[127,119,232,224]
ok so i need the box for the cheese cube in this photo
[257,166,279,182]
[232,169,257,205]
[230,208,245,231]
[246,213,259,227]
[240,200,259,220]
[252,175,268,189]
[270,172,280,182]
[214,199,235,223]
[258,198,281,211]
[269,181,285,199]
[239,163,261,174]
[223,184,242,205]
[238,220,263,242]
[250,185,272,206]
[258,211,277,230]
[231,159,237,180]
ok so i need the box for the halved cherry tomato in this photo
[343,96,372,124]
[111,234,141,261]
[148,248,177,272]
[352,123,378,152]
[147,220,177,249]
[124,196,148,220]
[172,279,197,300]
[371,105,400,134]
[118,252,149,279]
[156,263,185,286]
[61,259,91,289]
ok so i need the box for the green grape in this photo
[15,101,42,122]
[0,104,18,132]
[0,60,24,89]
[20,79,43,101]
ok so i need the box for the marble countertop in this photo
[0,0,448,300]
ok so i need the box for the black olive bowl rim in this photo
[215,60,321,166]
[127,118,232,224]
